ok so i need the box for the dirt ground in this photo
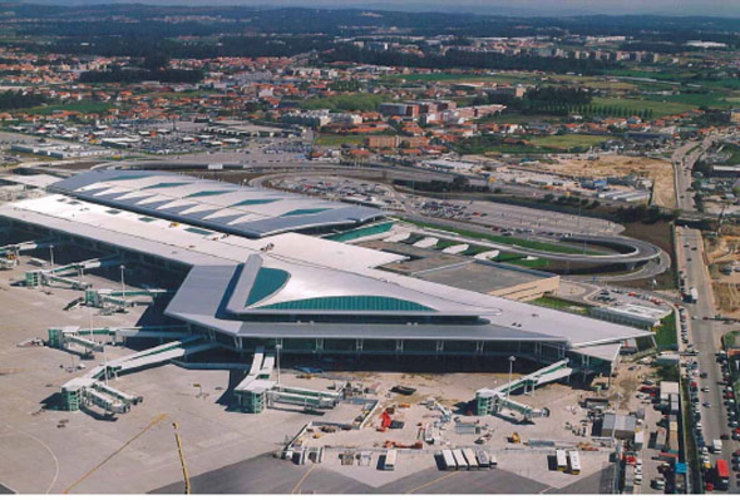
[706,228,740,318]
[543,155,676,208]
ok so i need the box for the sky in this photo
[29,0,740,17]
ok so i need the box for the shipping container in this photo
[556,449,568,471]
[383,449,397,471]
[475,449,491,469]
[441,449,456,471]
[452,449,467,470]
[567,451,581,475]
[462,448,478,470]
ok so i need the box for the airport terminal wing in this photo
[164,255,651,349]
[2,181,652,356]
[50,170,385,238]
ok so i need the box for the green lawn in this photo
[21,101,114,115]
[591,97,697,118]
[530,134,610,150]
[456,133,609,155]
[382,72,535,85]
[301,93,390,112]
[314,134,366,147]
[654,310,677,349]
[531,296,591,315]
[717,144,740,166]
[399,218,603,255]
[645,92,732,108]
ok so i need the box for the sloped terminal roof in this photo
[0,195,653,354]
[50,170,384,238]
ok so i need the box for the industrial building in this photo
[0,170,653,415]
[590,303,670,330]
[600,412,637,440]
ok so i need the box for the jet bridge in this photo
[59,335,216,413]
[25,255,121,289]
[84,288,173,309]
[0,238,56,269]
[475,359,573,421]
[234,348,345,414]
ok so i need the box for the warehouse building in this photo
[590,303,670,330]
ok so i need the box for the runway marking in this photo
[290,464,316,494]
[405,470,460,494]
[2,423,60,494]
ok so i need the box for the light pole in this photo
[507,355,516,400]
[276,342,282,387]
[49,244,54,268]
[119,264,126,297]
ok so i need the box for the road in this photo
[671,135,717,212]
[676,226,738,493]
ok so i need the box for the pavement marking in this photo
[404,470,460,494]
[290,464,316,494]
[2,423,59,494]
[63,413,168,494]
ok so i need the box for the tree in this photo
[143,53,170,71]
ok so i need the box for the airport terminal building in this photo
[0,170,652,377]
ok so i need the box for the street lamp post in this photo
[49,244,54,268]
[276,342,282,387]
[119,264,126,297]
[507,355,516,400]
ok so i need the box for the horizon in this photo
[18,0,740,18]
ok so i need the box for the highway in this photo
[676,226,738,493]
[672,135,719,212]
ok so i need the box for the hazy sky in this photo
[35,0,740,17]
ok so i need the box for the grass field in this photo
[529,134,610,150]
[382,72,535,85]
[654,310,677,349]
[530,295,591,315]
[400,218,603,255]
[21,101,113,115]
[314,134,366,147]
[718,144,740,166]
[645,92,733,108]
[301,93,390,112]
[591,97,697,117]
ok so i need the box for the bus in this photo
[452,449,467,470]
[715,459,730,490]
[383,449,397,471]
[462,448,478,470]
[567,451,581,475]
[441,449,456,471]
[555,449,568,471]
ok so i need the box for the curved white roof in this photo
[50,170,385,238]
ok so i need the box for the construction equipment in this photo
[508,432,521,444]
[383,440,423,449]
[172,422,191,494]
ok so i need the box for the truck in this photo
[712,439,722,454]
[624,463,635,493]
[715,459,730,490]
[685,287,699,303]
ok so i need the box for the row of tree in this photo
[323,45,618,75]
[0,90,46,111]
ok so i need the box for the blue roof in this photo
[50,170,385,239]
